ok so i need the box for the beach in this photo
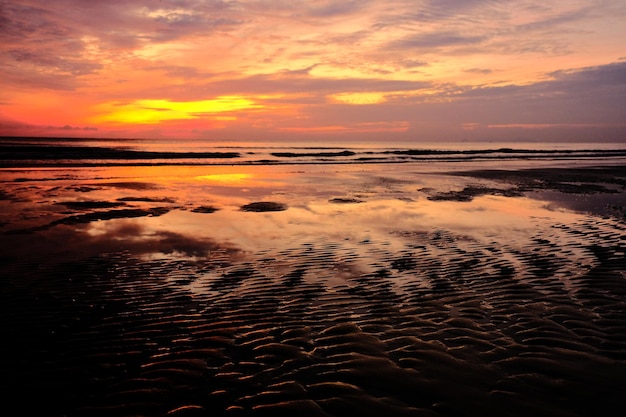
[1,143,626,416]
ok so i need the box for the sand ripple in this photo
[2,196,626,416]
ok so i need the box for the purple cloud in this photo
[386,31,486,50]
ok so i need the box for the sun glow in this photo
[91,97,261,124]
[195,173,253,183]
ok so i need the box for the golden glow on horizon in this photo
[91,97,261,124]
[195,173,253,183]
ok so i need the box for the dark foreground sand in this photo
[1,164,625,416]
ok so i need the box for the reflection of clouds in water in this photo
[156,197,580,254]
[98,182,161,190]
[1,163,608,274]
[101,219,144,238]
[2,193,592,268]
[82,218,241,259]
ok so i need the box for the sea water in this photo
[1,136,625,168]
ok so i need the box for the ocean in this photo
[1,136,626,168]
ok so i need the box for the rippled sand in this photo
[1,163,625,416]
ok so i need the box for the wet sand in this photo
[1,163,625,416]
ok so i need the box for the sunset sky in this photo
[1,0,625,142]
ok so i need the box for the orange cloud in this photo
[329,92,387,105]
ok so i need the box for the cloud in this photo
[0,1,102,89]
[465,68,493,74]
[2,1,626,142]
[0,2,70,41]
[304,0,366,18]
[140,7,244,43]
[372,0,503,28]
[255,60,626,141]
[386,31,486,50]
[9,48,103,76]
[133,70,434,100]
[0,0,243,90]
[374,1,618,59]
[547,61,626,88]
[0,115,98,136]
[142,64,217,80]
[459,61,626,107]
[57,125,99,131]
[510,4,595,33]
[277,120,409,134]
[398,59,429,69]
[487,123,626,129]
[279,64,320,76]
[426,61,626,140]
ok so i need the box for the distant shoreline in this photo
[2,138,626,168]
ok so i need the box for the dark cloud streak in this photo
[386,31,486,50]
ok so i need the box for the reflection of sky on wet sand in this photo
[84,191,586,264]
[3,162,622,307]
[0,163,616,276]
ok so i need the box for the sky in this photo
[1,0,626,143]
